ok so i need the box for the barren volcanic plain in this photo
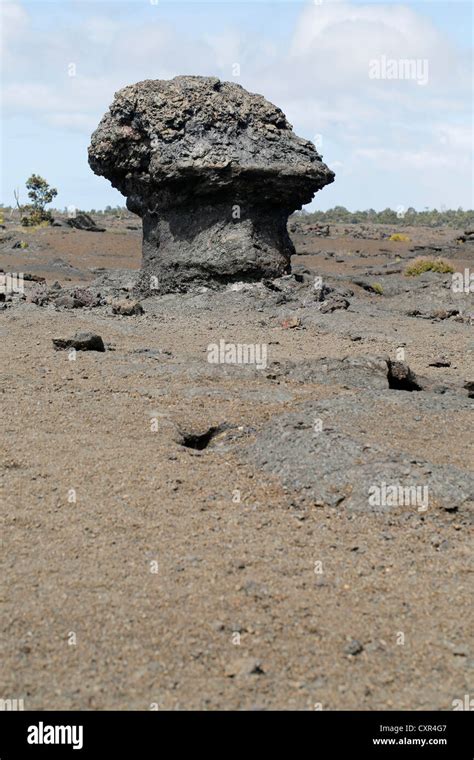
[1,214,472,710]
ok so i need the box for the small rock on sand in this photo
[111,299,144,316]
[224,657,265,678]
[344,640,364,656]
[52,332,105,352]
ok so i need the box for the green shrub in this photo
[20,174,57,227]
[404,257,454,276]
[389,233,410,242]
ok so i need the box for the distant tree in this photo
[20,174,58,227]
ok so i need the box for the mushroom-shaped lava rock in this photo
[88,76,335,294]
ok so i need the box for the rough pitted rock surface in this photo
[67,213,105,232]
[52,331,105,352]
[88,76,334,293]
[245,394,474,513]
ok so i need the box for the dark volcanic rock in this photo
[54,294,84,309]
[320,293,350,312]
[269,355,391,390]
[53,288,100,309]
[111,299,144,316]
[23,273,46,284]
[28,285,50,306]
[267,355,469,398]
[464,381,474,398]
[387,360,422,391]
[244,395,474,513]
[428,357,451,368]
[53,332,105,352]
[67,213,105,232]
[88,76,334,294]
[345,640,364,656]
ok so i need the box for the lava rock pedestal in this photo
[88,76,335,294]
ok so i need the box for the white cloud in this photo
[1,0,472,209]
[1,0,28,36]
[291,3,439,58]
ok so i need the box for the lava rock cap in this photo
[88,75,335,213]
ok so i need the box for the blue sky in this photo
[1,0,472,212]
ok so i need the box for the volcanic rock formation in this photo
[88,76,335,294]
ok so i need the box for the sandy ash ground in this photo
[1,213,473,710]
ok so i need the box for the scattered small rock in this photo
[54,294,83,309]
[23,273,46,283]
[28,286,50,306]
[52,290,97,309]
[111,299,144,316]
[431,309,459,321]
[344,639,364,656]
[67,213,105,232]
[52,332,105,352]
[452,645,469,657]
[463,381,474,398]
[320,294,350,313]
[387,360,422,391]
[224,657,265,677]
[280,316,302,329]
[428,357,451,368]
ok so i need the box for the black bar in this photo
[0,710,472,758]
